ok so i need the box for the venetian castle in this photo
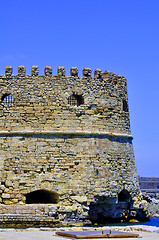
[0,65,149,226]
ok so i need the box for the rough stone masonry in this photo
[0,65,149,226]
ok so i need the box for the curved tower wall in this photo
[0,66,141,221]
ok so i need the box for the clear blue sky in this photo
[0,0,159,177]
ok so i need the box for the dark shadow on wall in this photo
[88,190,133,224]
[1,134,132,145]
[26,189,59,204]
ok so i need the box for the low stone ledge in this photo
[0,214,60,228]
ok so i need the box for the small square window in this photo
[68,94,84,106]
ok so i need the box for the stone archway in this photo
[118,189,131,203]
[26,189,59,204]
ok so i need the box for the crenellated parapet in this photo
[3,65,105,78]
[2,66,128,110]
[2,67,129,89]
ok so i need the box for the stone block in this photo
[18,65,25,76]
[71,196,87,203]
[2,193,11,199]
[3,199,12,204]
[58,66,65,77]
[70,67,78,77]
[5,66,13,77]
[5,180,12,187]
[94,69,103,79]
[45,66,52,76]
[32,66,39,76]
[83,68,92,77]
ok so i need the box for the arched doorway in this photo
[118,189,131,203]
[26,189,59,204]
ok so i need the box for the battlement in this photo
[3,65,125,80]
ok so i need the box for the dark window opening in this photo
[26,189,59,204]
[1,94,14,107]
[68,94,84,106]
[118,189,131,203]
[123,100,128,112]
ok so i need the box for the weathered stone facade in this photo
[0,66,148,224]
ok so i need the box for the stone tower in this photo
[0,66,148,224]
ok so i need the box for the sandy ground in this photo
[0,230,159,240]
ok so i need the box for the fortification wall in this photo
[0,66,130,134]
[0,134,139,204]
[0,66,147,224]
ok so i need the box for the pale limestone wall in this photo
[0,134,139,204]
[0,66,140,215]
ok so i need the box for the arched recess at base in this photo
[118,189,131,203]
[26,189,59,204]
